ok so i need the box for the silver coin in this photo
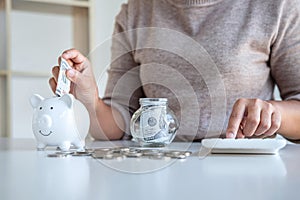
[183,151,192,157]
[168,154,187,159]
[164,150,191,159]
[148,154,171,160]
[94,149,114,155]
[104,153,126,160]
[163,150,182,157]
[141,149,163,157]
[123,151,143,158]
[92,151,112,159]
[110,147,130,153]
[111,149,121,154]
[128,147,142,152]
[55,151,74,155]
[119,147,131,153]
[47,153,70,158]
[94,148,113,152]
[84,148,95,153]
[72,151,92,156]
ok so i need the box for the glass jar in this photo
[130,98,179,147]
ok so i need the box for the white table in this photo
[0,138,299,200]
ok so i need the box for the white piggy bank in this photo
[30,94,90,151]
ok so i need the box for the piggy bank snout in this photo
[37,115,52,129]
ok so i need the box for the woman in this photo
[49,0,300,142]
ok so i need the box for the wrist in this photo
[267,100,300,140]
[267,100,282,113]
[81,89,100,113]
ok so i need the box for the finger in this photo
[226,99,247,138]
[249,134,265,139]
[254,106,272,136]
[66,68,76,81]
[59,56,75,69]
[66,69,88,99]
[66,68,84,86]
[239,116,246,130]
[52,66,59,82]
[62,49,86,66]
[243,101,261,137]
[236,128,245,139]
[49,77,57,94]
[58,56,61,66]
[236,118,246,138]
[262,111,281,137]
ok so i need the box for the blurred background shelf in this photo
[0,0,126,138]
[0,70,8,76]
[22,0,90,8]
[11,70,50,77]
[0,0,95,138]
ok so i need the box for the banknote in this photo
[55,57,72,97]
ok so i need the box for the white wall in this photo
[10,2,74,138]
[11,2,74,72]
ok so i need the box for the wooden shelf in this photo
[1,70,50,77]
[11,70,51,77]
[0,70,8,76]
[21,0,90,8]
[0,69,51,77]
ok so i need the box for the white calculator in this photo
[201,138,287,154]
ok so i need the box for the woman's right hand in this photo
[49,48,99,110]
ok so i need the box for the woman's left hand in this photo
[226,98,282,138]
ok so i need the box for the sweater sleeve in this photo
[102,3,145,138]
[270,1,300,101]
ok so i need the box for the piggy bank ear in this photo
[59,94,74,108]
[30,94,44,108]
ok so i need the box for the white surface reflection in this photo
[3,151,90,200]
[200,154,287,177]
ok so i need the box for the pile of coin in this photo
[47,147,192,160]
[47,149,94,158]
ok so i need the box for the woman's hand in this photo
[226,98,282,138]
[49,48,99,110]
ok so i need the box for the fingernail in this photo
[227,132,235,138]
[67,69,75,78]
[62,52,70,58]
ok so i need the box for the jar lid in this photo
[139,98,168,106]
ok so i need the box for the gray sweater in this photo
[103,0,300,141]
